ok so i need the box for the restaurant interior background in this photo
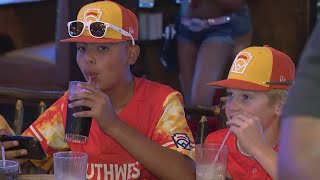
[0,0,318,133]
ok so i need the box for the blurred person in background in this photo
[278,21,320,179]
[177,0,252,106]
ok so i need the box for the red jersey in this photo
[205,128,278,180]
[23,78,195,180]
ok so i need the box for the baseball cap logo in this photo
[230,52,253,74]
[84,9,102,23]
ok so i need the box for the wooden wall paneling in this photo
[248,0,313,65]
[0,1,56,49]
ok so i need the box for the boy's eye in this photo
[76,47,86,51]
[241,94,251,100]
[99,46,108,51]
[227,92,233,97]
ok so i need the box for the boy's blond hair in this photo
[264,89,288,106]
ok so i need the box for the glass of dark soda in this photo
[65,81,92,144]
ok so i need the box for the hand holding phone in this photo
[0,135,47,160]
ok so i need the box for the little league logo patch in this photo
[84,9,102,23]
[230,52,253,74]
[172,133,191,150]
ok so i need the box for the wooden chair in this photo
[0,86,64,135]
[184,96,227,144]
[0,86,65,174]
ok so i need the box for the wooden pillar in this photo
[248,0,314,65]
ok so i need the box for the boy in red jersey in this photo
[1,1,195,179]
[205,45,295,180]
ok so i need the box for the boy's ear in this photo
[128,45,140,65]
[275,97,286,117]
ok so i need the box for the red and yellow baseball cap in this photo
[61,1,138,44]
[208,46,295,91]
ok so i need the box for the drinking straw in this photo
[213,129,231,164]
[1,145,5,166]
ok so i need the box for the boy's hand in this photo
[226,112,267,155]
[68,83,119,133]
[0,129,28,159]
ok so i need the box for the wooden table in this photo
[17,174,54,180]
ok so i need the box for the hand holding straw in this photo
[213,129,231,164]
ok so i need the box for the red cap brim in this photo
[207,79,273,91]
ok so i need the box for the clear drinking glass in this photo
[195,144,228,180]
[53,151,88,180]
[0,160,19,180]
[65,81,92,144]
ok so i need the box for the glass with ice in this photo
[53,151,88,180]
[195,144,228,180]
[0,160,19,180]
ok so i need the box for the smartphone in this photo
[0,135,47,160]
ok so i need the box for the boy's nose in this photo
[85,56,95,65]
[227,99,240,112]
[87,59,95,64]
[82,51,96,65]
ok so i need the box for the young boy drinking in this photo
[205,45,295,179]
[0,1,195,179]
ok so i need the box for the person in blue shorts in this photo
[177,0,252,106]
